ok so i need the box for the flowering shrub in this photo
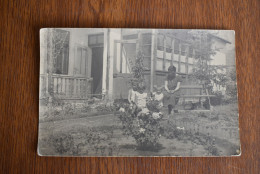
[117,98,164,150]
[116,51,164,150]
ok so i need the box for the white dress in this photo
[154,93,164,108]
[134,92,148,108]
[128,89,136,103]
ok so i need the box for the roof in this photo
[208,33,232,44]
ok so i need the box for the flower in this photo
[119,107,125,112]
[137,107,150,116]
[152,112,161,119]
[139,128,145,133]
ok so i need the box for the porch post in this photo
[163,34,166,71]
[178,42,181,73]
[150,29,157,92]
[102,29,108,99]
[106,29,110,100]
[136,31,142,54]
[47,29,54,98]
[185,45,189,76]
[171,38,175,66]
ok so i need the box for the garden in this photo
[38,51,240,156]
[38,101,240,156]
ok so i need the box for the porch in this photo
[39,74,93,99]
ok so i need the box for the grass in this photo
[38,103,240,156]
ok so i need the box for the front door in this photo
[91,47,103,98]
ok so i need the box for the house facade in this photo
[39,29,232,102]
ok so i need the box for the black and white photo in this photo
[38,28,240,156]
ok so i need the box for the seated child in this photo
[153,85,164,109]
[128,80,147,109]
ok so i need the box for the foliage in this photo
[48,127,119,156]
[172,31,229,94]
[210,91,223,106]
[117,102,164,150]
[162,121,184,140]
[146,93,161,112]
[62,103,74,115]
[116,51,164,150]
[95,104,115,113]
[225,68,238,102]
[49,133,74,154]
[129,51,146,93]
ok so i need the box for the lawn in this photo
[38,103,240,156]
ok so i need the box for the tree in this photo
[46,29,69,98]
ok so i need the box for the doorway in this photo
[91,47,104,98]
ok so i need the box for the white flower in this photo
[119,107,125,112]
[176,126,185,130]
[139,128,145,133]
[152,112,161,119]
[137,107,150,116]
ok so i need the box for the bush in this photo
[49,134,74,154]
[210,91,223,106]
[117,100,164,150]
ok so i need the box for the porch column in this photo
[47,29,54,97]
[102,29,108,99]
[136,31,142,54]
[163,35,166,71]
[185,45,189,75]
[178,42,181,73]
[171,38,175,66]
[150,29,157,92]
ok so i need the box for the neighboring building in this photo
[208,33,234,94]
[39,29,232,102]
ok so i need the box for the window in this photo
[142,33,152,57]
[157,34,164,51]
[88,34,104,47]
[181,44,186,56]
[165,37,172,53]
[122,34,138,40]
[173,40,180,54]
[74,46,88,75]
[53,29,70,74]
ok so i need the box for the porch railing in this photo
[40,74,93,99]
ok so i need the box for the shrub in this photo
[117,99,164,150]
[210,91,223,106]
[49,134,74,154]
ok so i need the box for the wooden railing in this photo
[40,74,92,99]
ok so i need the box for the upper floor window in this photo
[88,34,104,47]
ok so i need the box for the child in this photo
[128,79,147,109]
[153,85,164,109]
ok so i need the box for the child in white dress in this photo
[153,86,164,109]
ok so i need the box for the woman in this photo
[164,65,182,114]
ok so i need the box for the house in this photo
[39,29,232,103]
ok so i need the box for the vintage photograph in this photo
[38,28,240,156]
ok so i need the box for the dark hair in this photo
[168,65,176,72]
[167,65,176,80]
